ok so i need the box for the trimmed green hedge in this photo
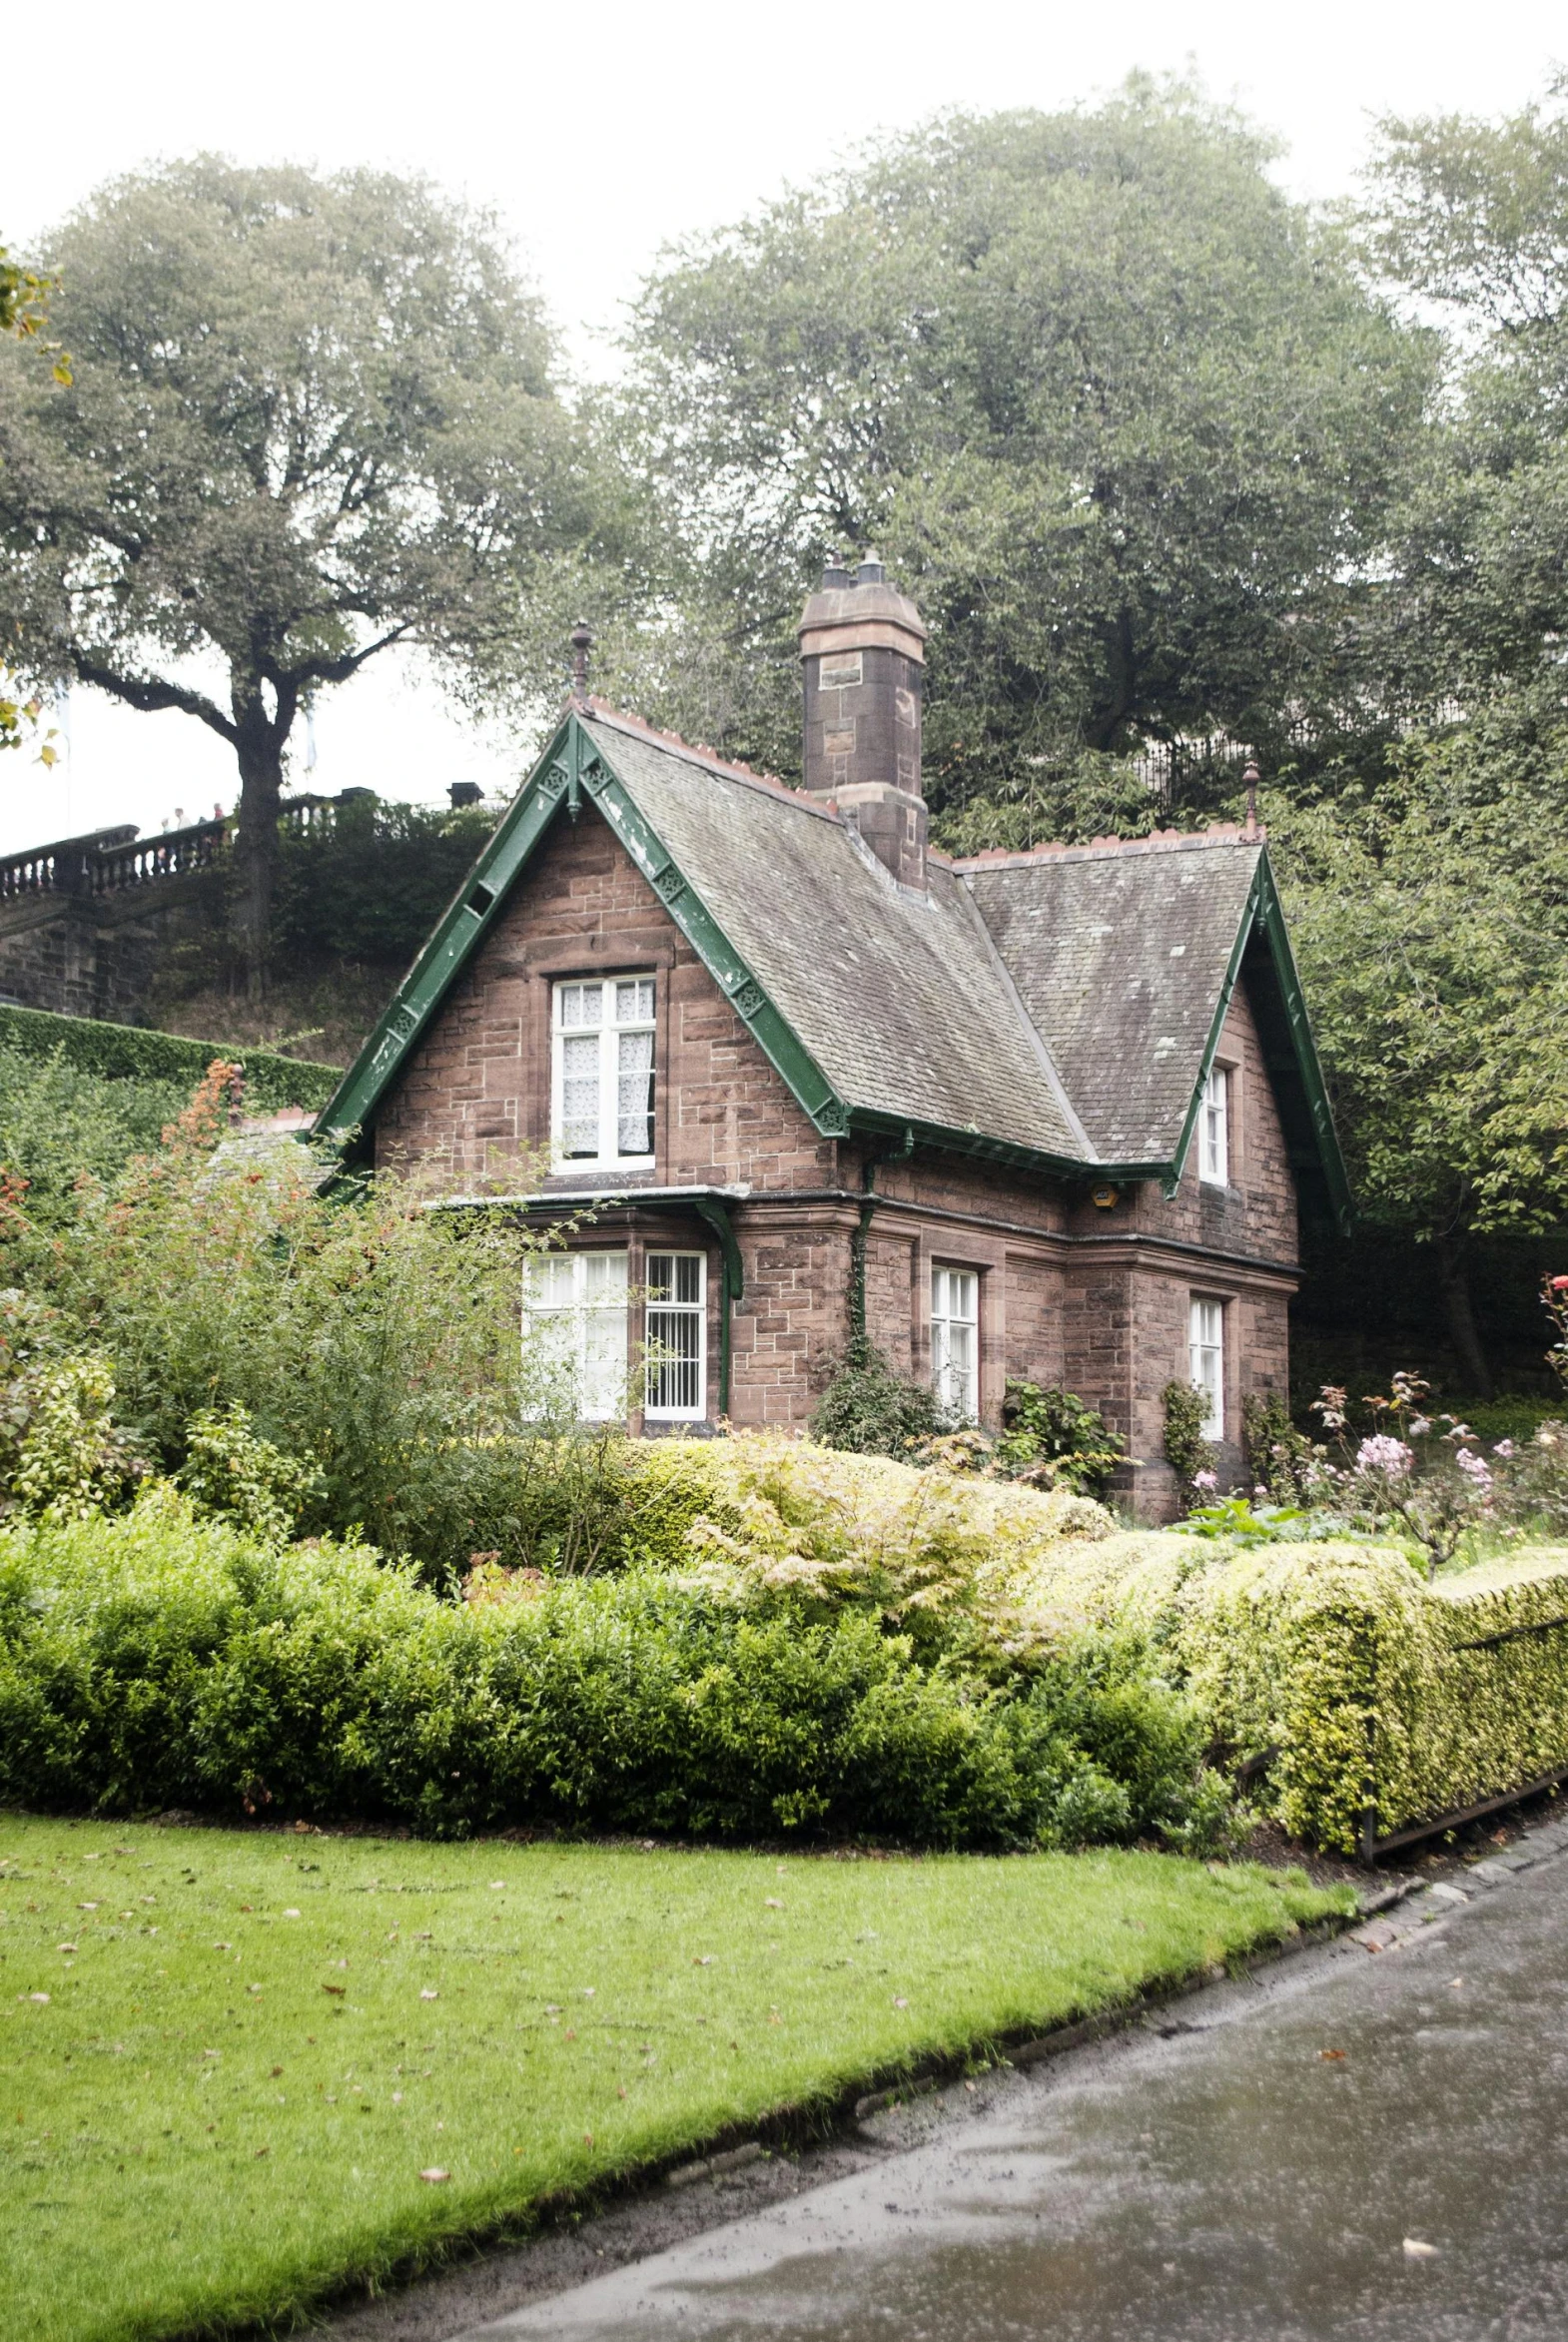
[1019,1532,1568,1852]
[0,1002,338,1112]
[0,1489,1220,1851]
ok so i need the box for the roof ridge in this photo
[582,701,841,822]
[950,823,1264,873]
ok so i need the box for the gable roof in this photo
[318,707,1349,1221]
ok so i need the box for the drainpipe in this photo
[850,1127,915,1344]
[692,1194,744,1420]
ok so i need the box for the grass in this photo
[0,1816,1352,2342]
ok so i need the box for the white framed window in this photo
[644,1250,707,1420]
[931,1265,980,1422]
[1199,1063,1229,1186]
[525,1250,629,1420]
[1188,1297,1225,1441]
[552,976,655,1168]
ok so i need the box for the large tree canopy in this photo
[1271,694,1568,1393]
[1360,79,1568,707]
[0,158,592,989]
[613,82,1431,828]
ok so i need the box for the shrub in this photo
[1241,1391,1319,1504]
[1012,1525,1568,1854]
[616,1433,1114,1657]
[996,1380,1126,1495]
[0,1489,1232,1853]
[1162,1380,1216,1504]
[0,1044,192,1225]
[0,1001,337,1107]
[808,1336,941,1456]
[0,1082,608,1579]
[914,1381,1126,1497]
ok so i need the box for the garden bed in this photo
[0,1816,1345,2342]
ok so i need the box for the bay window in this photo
[644,1251,706,1420]
[525,1250,629,1420]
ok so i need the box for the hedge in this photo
[0,1488,1220,1851]
[0,1001,339,1112]
[1018,1531,1568,1853]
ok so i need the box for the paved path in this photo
[434,1819,1568,2342]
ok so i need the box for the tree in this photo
[613,80,1431,831]
[0,237,65,759]
[1360,79,1568,710]
[1269,697,1568,1395]
[0,159,590,992]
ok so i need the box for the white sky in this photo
[1,0,1561,855]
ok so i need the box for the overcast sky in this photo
[1,0,1561,855]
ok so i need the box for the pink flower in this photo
[1456,1448,1492,1485]
[1492,1439,1515,1459]
[1356,1435,1413,1478]
[1192,1469,1219,1494]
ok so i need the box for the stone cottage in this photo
[318,561,1348,1517]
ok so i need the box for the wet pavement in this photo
[434,1826,1568,2342]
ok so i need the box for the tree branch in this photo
[69,651,239,744]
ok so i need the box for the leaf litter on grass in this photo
[0,1817,1347,2342]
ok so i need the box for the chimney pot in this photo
[856,555,886,584]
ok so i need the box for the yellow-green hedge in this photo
[1013,1533,1568,1853]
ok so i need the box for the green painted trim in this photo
[691,1193,744,1417]
[318,718,579,1145]
[317,714,852,1150]
[845,1107,1103,1182]
[1167,851,1352,1229]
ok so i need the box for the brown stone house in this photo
[319,561,1348,1518]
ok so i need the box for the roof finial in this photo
[1242,759,1260,840]
[569,619,593,709]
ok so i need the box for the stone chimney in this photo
[799,555,928,888]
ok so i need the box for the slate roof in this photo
[580,713,1089,1163]
[957,836,1263,1164]
[324,703,1346,1213]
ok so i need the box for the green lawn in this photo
[0,1817,1350,2342]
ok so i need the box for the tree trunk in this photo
[1435,1230,1494,1401]
[230,682,293,1003]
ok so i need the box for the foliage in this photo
[1267,717,1568,1392]
[0,1487,1229,1855]
[0,1292,147,1524]
[0,1001,337,1105]
[808,1335,941,1456]
[0,158,594,988]
[657,1431,1114,1668]
[1173,1495,1309,1546]
[0,1073,599,1579]
[1241,1390,1320,1505]
[611,79,1429,828]
[1004,1521,1568,1852]
[995,1380,1126,1495]
[1359,77,1568,709]
[0,1045,192,1226]
[909,1380,1125,1498]
[1162,1380,1217,1505]
[273,795,497,969]
[1546,1272,1568,1390]
[0,1819,1341,2342]
[176,1401,322,1544]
